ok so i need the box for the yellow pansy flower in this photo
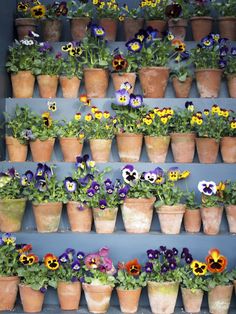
[95,111,103,120]
[85,114,92,122]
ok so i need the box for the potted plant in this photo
[184,191,201,233]
[225,46,236,98]
[223,180,236,233]
[220,110,236,163]
[116,259,146,313]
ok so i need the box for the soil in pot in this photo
[67,201,92,232]
[0,276,19,311]
[117,287,142,313]
[6,136,28,162]
[93,207,118,233]
[0,198,26,232]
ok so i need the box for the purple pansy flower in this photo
[115,89,130,106]
[172,248,178,256]
[99,199,107,210]
[185,254,193,264]
[99,247,109,257]
[87,188,96,197]
[181,248,189,258]
[198,180,217,196]
[71,261,81,271]
[39,42,52,53]
[77,251,85,260]
[104,179,112,187]
[161,264,169,273]
[106,185,114,194]
[169,259,177,270]
[59,253,69,263]
[90,181,100,191]
[71,276,78,282]
[160,246,167,253]
[79,174,94,187]
[129,94,143,109]
[231,47,236,55]
[125,39,143,53]
[35,179,47,192]
[147,249,155,259]
[201,35,214,48]
[145,262,153,273]
[64,177,77,193]
[40,287,47,294]
[219,59,227,69]
[165,250,173,259]
[122,165,139,185]
[118,186,130,199]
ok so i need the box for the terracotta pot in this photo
[59,137,83,162]
[42,19,62,42]
[139,67,169,98]
[227,75,236,98]
[225,205,236,233]
[196,137,219,164]
[145,20,166,37]
[6,136,28,162]
[195,69,222,98]
[84,68,109,98]
[0,198,26,232]
[200,206,223,235]
[99,18,117,41]
[60,76,81,98]
[156,204,186,234]
[208,285,233,314]
[218,17,236,41]
[121,197,155,233]
[70,17,91,41]
[57,281,81,310]
[234,280,236,296]
[147,281,179,314]
[172,77,193,98]
[170,132,196,163]
[220,137,236,163]
[37,75,58,98]
[93,207,118,234]
[111,72,136,94]
[168,18,188,40]
[15,18,38,40]
[32,202,62,233]
[181,287,204,313]
[30,138,55,162]
[116,133,143,162]
[19,284,45,313]
[144,135,170,163]
[11,71,35,98]
[67,201,92,232]
[0,276,19,311]
[190,16,213,41]
[82,283,113,314]
[117,287,142,313]
[89,139,112,163]
[184,208,201,233]
[123,18,144,41]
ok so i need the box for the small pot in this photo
[11,71,35,98]
[144,135,170,163]
[220,137,236,163]
[190,16,213,41]
[37,75,58,98]
[145,20,166,37]
[15,18,38,40]
[225,205,236,233]
[168,18,188,40]
[200,206,223,235]
[30,138,55,162]
[184,208,201,233]
[156,204,186,234]
[123,18,144,41]
[99,18,117,41]
[172,77,193,98]
[195,69,222,98]
[42,19,62,42]
[84,68,109,98]
[59,137,83,162]
[59,76,81,98]
[218,16,236,41]
[0,198,26,232]
[181,287,204,313]
[170,132,196,163]
[111,72,136,94]
[0,276,19,311]
[19,284,45,313]
[117,287,142,313]
[227,74,236,98]
[67,201,92,232]
[93,207,118,233]
[89,139,112,163]
[5,136,28,162]
[208,285,233,314]
[70,17,91,41]
[57,281,81,310]
[116,133,143,162]
[196,137,219,164]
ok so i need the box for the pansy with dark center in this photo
[220,46,229,57]
[99,199,107,210]
[79,174,94,187]
[191,260,207,276]
[198,180,217,196]
[161,264,169,273]
[35,179,47,192]
[145,262,153,273]
[165,249,173,259]
[165,3,182,18]
[91,181,100,191]
[125,258,141,276]
[122,165,139,185]
[106,185,114,194]
[77,251,85,260]
[112,54,128,71]
[181,248,189,258]
[185,254,193,264]
[172,248,178,256]
[135,29,148,42]
[59,253,69,264]
[201,35,214,48]
[115,88,130,106]
[87,188,96,197]
[125,39,143,53]
[104,178,112,187]
[129,94,143,109]
[91,24,105,38]
[219,59,227,69]
[39,42,52,53]
[64,177,77,193]
[21,170,33,186]
[143,171,157,184]
[118,185,130,199]
[44,253,59,270]
[160,246,166,253]
[71,260,81,271]
[168,258,177,270]
[206,248,227,273]
[55,1,68,16]
[167,167,180,181]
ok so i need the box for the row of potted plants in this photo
[0,236,235,313]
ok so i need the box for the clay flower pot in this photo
[208,285,233,314]
[172,77,193,98]
[116,133,143,162]
[184,208,201,233]
[139,67,169,98]
[59,76,81,98]
[190,16,213,41]
[181,287,204,313]
[144,135,170,163]
[195,69,222,98]
[6,136,28,162]
[220,137,236,163]
[11,71,35,98]
[84,68,109,98]
[196,137,219,164]
[82,283,113,314]
[99,18,118,41]
[37,75,58,98]
[57,281,81,310]
[156,204,186,234]
[123,18,144,41]
[30,138,55,162]
[234,280,236,295]
[70,17,91,41]
[147,281,179,314]
[67,201,92,232]
[170,132,196,163]
[227,74,236,98]
[42,19,62,42]
[225,205,236,233]
[117,287,142,313]
[32,202,62,233]
[19,284,45,313]
[168,18,188,40]
[15,18,38,40]
[0,276,19,311]
[218,17,236,40]
[0,198,26,232]
[111,72,136,94]
[121,197,155,233]
[93,207,118,233]
[59,137,83,162]
[89,139,112,163]
[145,20,166,37]
[200,206,223,235]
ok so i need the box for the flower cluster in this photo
[141,0,169,20]
[0,168,24,200]
[17,0,46,19]
[93,0,120,19]
[44,1,68,19]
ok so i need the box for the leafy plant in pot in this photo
[225,46,236,98]
[184,191,201,233]
[220,109,236,162]
[222,180,236,233]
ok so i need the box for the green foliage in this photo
[34,53,62,76]
[116,269,146,290]
[170,64,192,82]
[67,0,93,18]
[119,4,143,19]
[126,181,156,199]
[190,0,212,16]
[28,112,59,141]
[212,0,236,17]
[84,268,116,287]
[57,117,85,138]
[180,265,208,291]
[0,235,20,276]
[155,181,185,207]
[142,0,168,20]
[0,169,24,200]
[190,41,221,70]
[223,181,236,205]
[170,107,195,133]
[84,110,115,139]
[206,272,234,289]
[225,54,236,76]
[61,55,83,79]
[185,191,199,210]
[17,264,49,291]
[94,0,120,19]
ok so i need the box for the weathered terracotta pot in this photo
[156,204,186,234]
[123,18,144,41]
[234,280,236,295]
[99,18,117,41]
[84,68,109,98]
[200,206,223,235]
[6,136,28,162]
[196,137,219,164]
[145,20,166,37]
[170,132,196,163]
[227,74,236,98]
[57,281,81,310]
[220,137,236,163]
[42,19,62,42]
[93,207,118,234]
[30,138,55,162]
[19,284,45,313]
[89,139,112,163]
[181,287,204,313]
[0,276,19,311]
[190,16,213,41]
[144,135,170,163]
[117,287,142,313]
[148,281,179,314]
[82,283,113,314]
[172,77,193,98]
[111,72,136,94]
[59,76,81,98]
[32,202,62,233]
[15,18,38,40]
[67,201,92,232]
[59,137,83,162]
[70,17,91,41]
[168,18,188,40]
[195,69,222,98]
[139,67,169,98]
[37,75,58,98]
[121,197,155,233]
[0,198,26,232]
[116,133,143,162]
[11,71,35,98]
[184,208,201,233]
[218,17,236,40]
[208,285,233,314]
[225,205,236,233]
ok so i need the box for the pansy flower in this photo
[91,181,100,191]
[95,111,103,120]
[165,3,182,18]
[190,260,207,276]
[17,2,29,11]
[99,199,107,210]
[201,35,214,48]
[125,258,141,276]
[35,179,47,192]
[145,262,153,273]
[135,29,148,42]
[77,251,85,260]
[74,113,81,121]
[120,82,132,92]
[21,170,33,186]
[185,101,194,112]
[42,112,52,128]
[85,253,101,269]
[125,39,143,53]
[231,47,236,56]
[118,185,130,199]
[47,101,57,112]
[219,59,227,69]
[145,26,158,45]
[143,171,157,184]
[87,188,96,197]
[71,261,81,271]
[168,259,177,270]
[55,1,68,16]
[161,263,169,273]
[104,178,112,187]
[206,248,227,273]
[2,233,16,245]
[167,167,180,181]
[115,89,130,106]
[112,54,128,71]
[19,253,39,266]
[106,185,114,194]
[59,253,69,264]
[44,253,59,270]
[64,177,77,193]
[79,94,91,106]
[91,24,105,38]
[122,165,139,185]
[129,94,143,108]
[30,4,46,18]
[198,180,217,196]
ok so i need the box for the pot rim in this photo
[116,286,142,292]
[195,68,223,73]
[32,201,62,206]
[0,198,27,202]
[116,132,143,137]
[144,135,170,139]
[124,197,156,203]
[83,68,109,72]
[139,66,170,71]
[190,16,213,21]
[218,16,236,20]
[0,275,19,280]
[59,136,84,141]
